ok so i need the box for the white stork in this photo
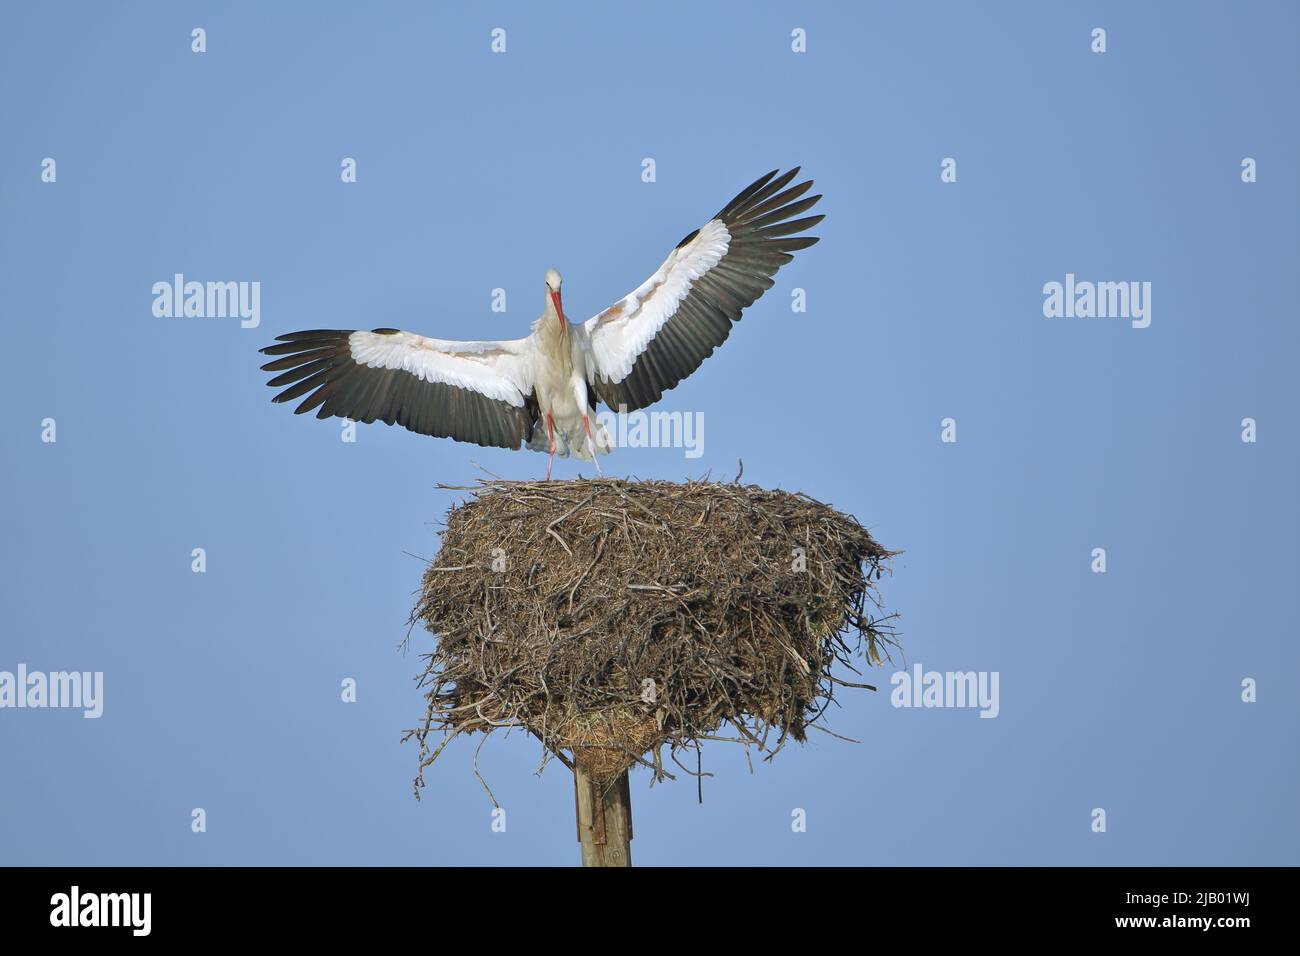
[259,168,822,477]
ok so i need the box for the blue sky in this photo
[1,1,1296,865]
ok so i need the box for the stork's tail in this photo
[526,417,612,460]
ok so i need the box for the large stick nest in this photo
[407,477,898,797]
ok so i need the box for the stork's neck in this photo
[533,297,571,364]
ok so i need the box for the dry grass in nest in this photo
[404,477,898,800]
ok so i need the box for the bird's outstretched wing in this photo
[582,168,822,411]
[259,328,538,449]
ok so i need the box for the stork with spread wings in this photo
[259,168,822,477]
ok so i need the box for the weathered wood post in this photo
[574,766,632,867]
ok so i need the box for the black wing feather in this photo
[592,168,822,411]
[258,330,534,450]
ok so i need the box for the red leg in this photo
[546,412,554,481]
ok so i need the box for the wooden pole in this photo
[574,765,633,867]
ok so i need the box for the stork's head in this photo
[545,268,566,337]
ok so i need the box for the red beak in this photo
[551,290,566,337]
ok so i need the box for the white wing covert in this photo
[583,168,823,411]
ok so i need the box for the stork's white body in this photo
[260,168,823,476]
[526,289,613,475]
